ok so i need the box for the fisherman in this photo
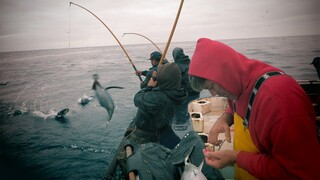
[135,51,168,89]
[189,38,319,179]
[105,63,186,179]
[172,47,200,130]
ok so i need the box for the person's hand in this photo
[208,113,233,145]
[135,71,142,76]
[203,149,239,169]
[151,71,157,79]
[147,77,157,87]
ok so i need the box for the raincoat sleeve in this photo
[134,89,163,111]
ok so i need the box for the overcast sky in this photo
[0,0,319,52]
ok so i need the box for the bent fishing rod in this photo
[69,2,142,82]
[158,0,184,67]
[122,32,162,53]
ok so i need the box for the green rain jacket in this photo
[134,87,186,132]
[172,47,200,96]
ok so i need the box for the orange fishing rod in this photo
[69,2,142,82]
[158,0,184,67]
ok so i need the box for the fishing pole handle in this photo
[131,64,143,82]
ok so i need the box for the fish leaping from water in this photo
[92,74,123,126]
[180,155,207,180]
[77,95,94,106]
[55,108,69,120]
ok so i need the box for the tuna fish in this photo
[92,74,123,126]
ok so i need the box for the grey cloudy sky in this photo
[0,0,319,52]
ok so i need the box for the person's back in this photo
[172,47,200,129]
[134,62,186,132]
[173,47,200,97]
[112,63,186,179]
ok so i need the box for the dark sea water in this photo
[0,35,319,179]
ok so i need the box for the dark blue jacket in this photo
[134,87,186,132]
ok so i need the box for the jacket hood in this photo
[173,47,190,64]
[189,38,282,98]
[157,63,181,90]
[173,47,190,72]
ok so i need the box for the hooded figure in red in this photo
[189,38,319,179]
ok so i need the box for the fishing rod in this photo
[158,0,184,67]
[122,32,162,53]
[69,2,142,82]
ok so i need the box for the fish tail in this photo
[105,110,113,127]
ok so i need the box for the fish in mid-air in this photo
[180,155,207,180]
[92,74,123,126]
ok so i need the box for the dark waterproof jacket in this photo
[140,60,169,89]
[140,65,157,89]
[127,131,224,180]
[134,87,186,132]
[173,48,200,96]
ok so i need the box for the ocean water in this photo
[0,35,319,179]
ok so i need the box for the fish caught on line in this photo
[92,74,123,126]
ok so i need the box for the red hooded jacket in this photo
[189,38,319,179]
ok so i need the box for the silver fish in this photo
[181,155,207,180]
[92,74,123,126]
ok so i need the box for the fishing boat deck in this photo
[187,97,234,149]
[186,96,235,179]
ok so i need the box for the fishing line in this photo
[69,2,142,82]
[68,3,72,48]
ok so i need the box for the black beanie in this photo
[157,63,181,90]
